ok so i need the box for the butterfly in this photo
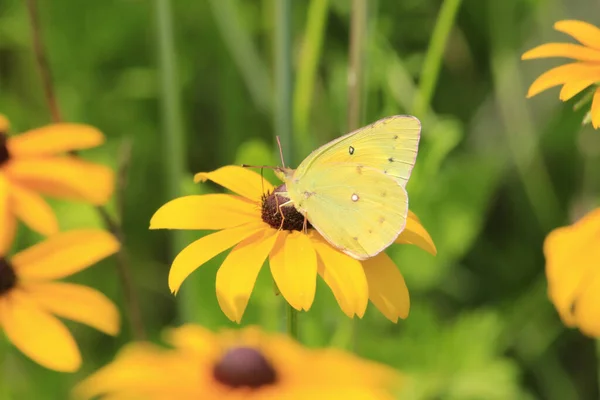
[274,115,421,260]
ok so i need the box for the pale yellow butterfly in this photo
[274,115,421,260]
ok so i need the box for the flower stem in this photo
[412,0,463,117]
[286,303,299,340]
[25,0,146,340]
[274,0,298,340]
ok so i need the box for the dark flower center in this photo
[0,258,17,295]
[0,133,9,165]
[261,184,312,231]
[213,346,277,389]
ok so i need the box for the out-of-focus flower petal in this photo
[10,182,58,236]
[522,43,600,61]
[0,175,16,256]
[4,156,114,205]
[554,20,600,50]
[7,124,104,156]
[526,63,600,98]
[26,282,120,336]
[559,80,595,101]
[591,87,600,128]
[1,290,81,372]
[13,230,119,281]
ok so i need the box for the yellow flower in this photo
[0,229,120,372]
[150,165,436,323]
[522,20,600,128]
[74,324,400,400]
[0,115,114,253]
[544,208,600,337]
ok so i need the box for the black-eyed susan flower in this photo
[0,229,120,371]
[150,166,436,323]
[0,114,114,251]
[544,208,600,337]
[74,324,400,400]
[522,20,600,127]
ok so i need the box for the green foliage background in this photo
[1,0,599,399]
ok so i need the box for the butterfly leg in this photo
[302,213,308,234]
[274,192,293,230]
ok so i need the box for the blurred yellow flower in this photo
[150,166,436,323]
[522,20,600,128]
[544,208,600,337]
[74,324,400,400]
[0,114,114,253]
[0,229,120,372]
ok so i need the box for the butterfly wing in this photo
[294,115,421,188]
[286,163,408,260]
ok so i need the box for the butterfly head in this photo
[274,166,295,183]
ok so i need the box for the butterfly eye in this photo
[348,146,355,155]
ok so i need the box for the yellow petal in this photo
[591,87,600,128]
[1,290,81,372]
[312,234,368,318]
[13,230,120,281]
[544,208,600,321]
[3,156,114,205]
[362,253,410,322]
[559,80,594,101]
[9,182,59,236]
[526,63,600,98]
[0,175,16,256]
[164,324,218,359]
[395,210,437,255]
[194,165,274,202]
[216,229,279,323]
[6,124,104,157]
[150,194,258,230]
[522,43,600,61]
[169,222,266,294]
[269,231,317,311]
[554,20,600,50]
[25,282,120,336]
[73,343,197,399]
[574,271,600,337]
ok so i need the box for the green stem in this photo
[274,0,297,339]
[412,0,463,117]
[154,0,191,322]
[286,303,299,339]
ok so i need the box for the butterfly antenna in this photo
[276,136,286,168]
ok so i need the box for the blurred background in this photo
[1,0,599,399]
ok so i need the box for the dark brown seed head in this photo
[213,346,277,389]
[0,258,17,295]
[261,184,312,231]
[0,133,9,166]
